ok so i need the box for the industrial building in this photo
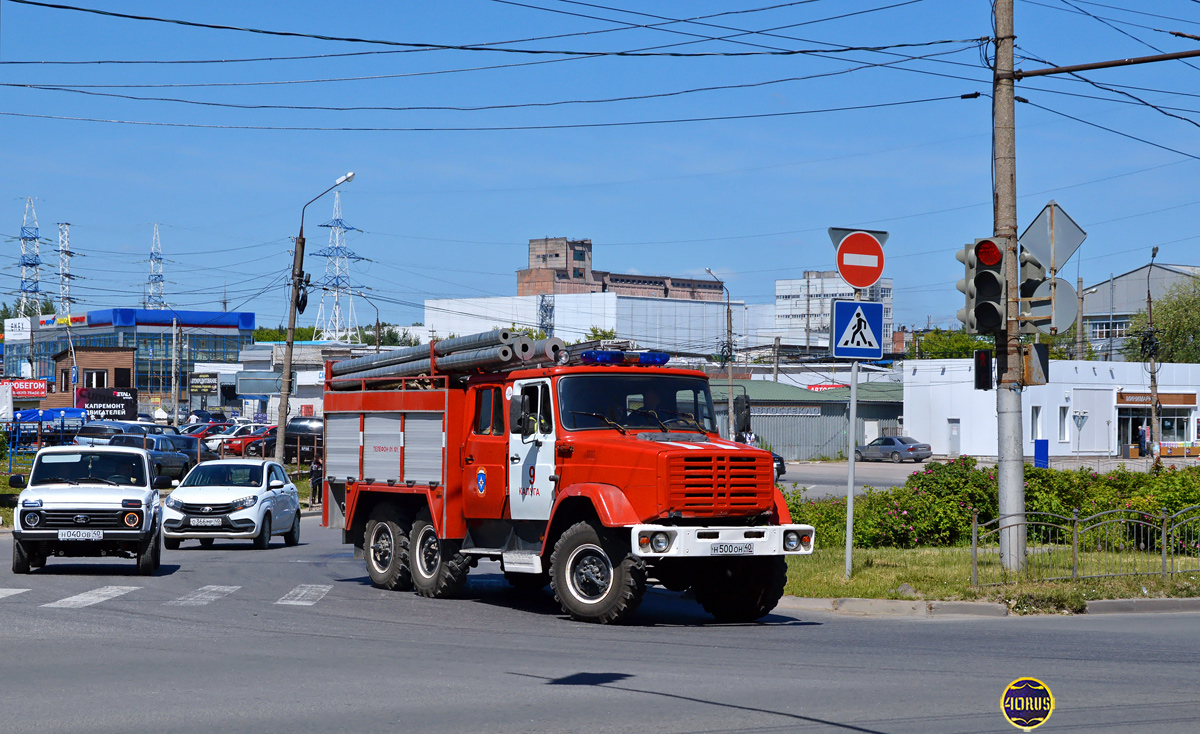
[3,308,255,408]
[517,237,724,301]
[769,271,894,349]
[905,358,1200,458]
[1081,262,1198,361]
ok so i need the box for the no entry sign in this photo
[833,231,886,290]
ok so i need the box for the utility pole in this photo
[1075,276,1084,358]
[805,278,811,355]
[170,317,180,427]
[772,336,781,382]
[705,268,735,439]
[1148,248,1160,453]
[994,0,1026,571]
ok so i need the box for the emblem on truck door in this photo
[476,468,487,495]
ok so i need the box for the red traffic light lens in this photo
[975,240,1002,266]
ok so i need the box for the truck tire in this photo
[693,556,787,623]
[164,536,181,550]
[137,531,161,576]
[505,572,549,592]
[550,521,646,624]
[364,504,413,591]
[254,514,272,550]
[12,539,31,574]
[284,513,301,547]
[410,509,469,599]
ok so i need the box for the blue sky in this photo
[2,0,1199,337]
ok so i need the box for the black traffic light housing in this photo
[974,349,993,390]
[956,238,1007,334]
[1018,248,1047,334]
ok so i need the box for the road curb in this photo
[1086,597,1200,614]
[779,596,1008,618]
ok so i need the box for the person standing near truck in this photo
[308,456,323,506]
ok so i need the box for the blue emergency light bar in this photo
[580,350,670,366]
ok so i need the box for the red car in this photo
[221,425,277,456]
[181,422,233,440]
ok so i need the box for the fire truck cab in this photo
[324,347,813,624]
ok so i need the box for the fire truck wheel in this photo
[410,509,469,599]
[550,521,646,624]
[693,556,787,623]
[365,504,413,592]
[505,572,549,592]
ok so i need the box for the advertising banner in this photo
[1,379,48,400]
[3,317,33,343]
[75,387,138,421]
[188,372,219,395]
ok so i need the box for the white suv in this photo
[162,460,301,549]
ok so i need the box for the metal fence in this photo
[715,404,901,461]
[972,505,1200,586]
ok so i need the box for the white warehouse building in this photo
[905,358,1200,458]
[425,293,755,355]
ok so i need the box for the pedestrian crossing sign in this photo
[831,300,884,360]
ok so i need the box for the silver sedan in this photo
[855,436,932,463]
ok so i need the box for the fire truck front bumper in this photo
[629,524,814,558]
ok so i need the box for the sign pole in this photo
[845,288,862,580]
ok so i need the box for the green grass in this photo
[786,547,1200,614]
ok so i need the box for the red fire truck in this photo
[322,339,813,624]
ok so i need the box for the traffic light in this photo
[955,238,1007,334]
[1018,248,1047,334]
[974,349,993,390]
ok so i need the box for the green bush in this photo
[785,457,1200,550]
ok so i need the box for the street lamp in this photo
[276,172,355,464]
[705,267,735,440]
[1147,246,1160,453]
[355,291,381,353]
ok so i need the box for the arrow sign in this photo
[831,300,884,360]
[831,231,887,290]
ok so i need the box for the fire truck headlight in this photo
[650,532,670,553]
[784,530,801,552]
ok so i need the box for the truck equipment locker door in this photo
[508,380,556,521]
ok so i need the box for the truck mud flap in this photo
[328,481,347,529]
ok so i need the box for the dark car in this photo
[246,416,323,462]
[855,436,933,463]
[109,433,192,478]
[163,434,220,465]
[772,453,786,481]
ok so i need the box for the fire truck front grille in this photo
[666,454,773,517]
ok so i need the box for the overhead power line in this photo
[0,92,978,131]
[1019,98,1200,161]
[5,0,946,57]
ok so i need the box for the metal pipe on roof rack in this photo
[328,345,514,389]
[511,336,535,362]
[526,337,566,363]
[330,328,513,376]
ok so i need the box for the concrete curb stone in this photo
[779,596,1008,618]
[1086,597,1200,614]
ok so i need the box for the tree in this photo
[907,328,992,359]
[1030,321,1096,360]
[1121,277,1200,363]
[254,326,317,342]
[510,323,546,340]
[581,326,617,342]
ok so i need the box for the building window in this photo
[1058,406,1069,442]
[573,249,586,262]
[61,368,70,391]
[573,268,584,279]
[114,368,131,388]
[84,369,107,388]
[1030,405,1042,441]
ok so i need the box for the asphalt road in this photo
[782,460,930,498]
[3,518,1199,733]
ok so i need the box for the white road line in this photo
[0,589,31,600]
[275,584,332,606]
[165,585,241,607]
[42,586,141,609]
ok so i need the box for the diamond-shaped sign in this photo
[1019,201,1087,272]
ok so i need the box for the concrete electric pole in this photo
[993,0,1026,571]
[1148,247,1160,453]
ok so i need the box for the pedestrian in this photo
[309,456,323,507]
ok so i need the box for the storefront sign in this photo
[75,388,138,420]
[1116,392,1196,406]
[1,379,48,399]
[188,372,219,395]
[3,317,33,343]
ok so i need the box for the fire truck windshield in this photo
[558,374,716,433]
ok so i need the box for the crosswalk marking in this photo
[42,586,141,609]
[165,585,241,607]
[0,589,31,600]
[275,584,332,606]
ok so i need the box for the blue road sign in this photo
[831,300,885,360]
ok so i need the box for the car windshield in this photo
[558,374,717,432]
[31,451,148,486]
[181,425,206,435]
[181,463,265,488]
[109,435,157,449]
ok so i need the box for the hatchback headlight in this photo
[165,495,184,510]
[23,511,41,528]
[231,495,258,511]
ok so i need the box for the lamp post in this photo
[355,291,381,353]
[1147,247,1160,453]
[276,172,355,464]
[706,268,735,440]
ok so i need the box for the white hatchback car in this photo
[162,460,301,549]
